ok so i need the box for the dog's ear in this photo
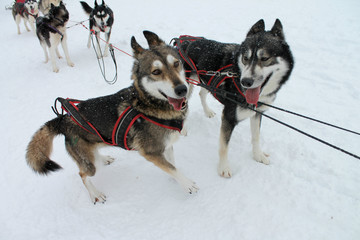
[131,36,145,57]
[101,0,105,6]
[247,19,265,37]
[270,19,284,40]
[94,0,98,7]
[143,31,165,48]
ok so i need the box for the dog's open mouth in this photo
[244,74,272,105]
[160,92,186,111]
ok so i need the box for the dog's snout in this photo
[174,84,188,97]
[241,78,254,88]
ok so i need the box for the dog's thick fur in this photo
[80,0,114,58]
[181,19,294,177]
[12,0,39,35]
[36,1,74,73]
[26,31,198,204]
[39,0,60,15]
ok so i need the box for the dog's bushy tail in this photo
[80,1,93,15]
[26,118,63,175]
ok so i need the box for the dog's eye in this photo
[174,61,180,68]
[261,57,270,62]
[152,69,162,75]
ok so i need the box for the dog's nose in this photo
[241,78,254,88]
[174,84,188,97]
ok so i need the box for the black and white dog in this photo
[12,0,39,35]
[180,19,294,177]
[36,1,74,73]
[80,0,114,58]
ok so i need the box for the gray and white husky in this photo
[26,31,197,204]
[80,0,114,58]
[12,0,39,35]
[180,19,294,177]
[36,1,74,73]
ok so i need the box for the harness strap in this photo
[54,98,183,150]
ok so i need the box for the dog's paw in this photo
[91,192,107,205]
[178,177,199,194]
[58,55,63,59]
[218,163,232,178]
[204,109,216,118]
[67,61,75,67]
[102,156,115,165]
[253,151,270,165]
[53,67,59,73]
[184,181,199,194]
[180,127,188,136]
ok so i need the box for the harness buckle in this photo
[206,71,221,77]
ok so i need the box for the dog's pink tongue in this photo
[167,97,185,111]
[31,9,34,14]
[245,86,261,105]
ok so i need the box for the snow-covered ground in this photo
[1,0,359,239]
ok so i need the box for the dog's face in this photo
[93,0,110,28]
[48,1,68,22]
[25,0,39,14]
[238,19,291,104]
[131,31,189,111]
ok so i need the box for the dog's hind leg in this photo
[250,113,269,164]
[199,87,216,118]
[140,150,199,194]
[218,110,237,178]
[65,138,106,204]
[55,47,62,59]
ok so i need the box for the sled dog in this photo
[36,1,74,73]
[26,31,198,204]
[180,19,294,177]
[80,0,114,58]
[12,0,39,35]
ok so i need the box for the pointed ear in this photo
[143,31,165,48]
[131,36,145,57]
[102,0,105,6]
[270,19,284,39]
[50,3,54,9]
[94,0,98,7]
[247,19,265,37]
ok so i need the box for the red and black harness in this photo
[172,35,246,103]
[53,98,183,150]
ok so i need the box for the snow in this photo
[1,0,360,239]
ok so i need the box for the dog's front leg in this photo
[15,15,21,34]
[140,151,199,194]
[250,113,269,164]
[103,30,111,57]
[61,33,75,68]
[49,37,59,72]
[218,111,236,178]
